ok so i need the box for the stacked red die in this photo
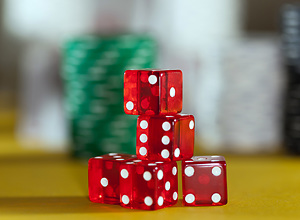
[88,69,227,210]
[119,160,178,210]
[136,114,195,161]
[123,69,183,115]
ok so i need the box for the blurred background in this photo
[0,0,299,157]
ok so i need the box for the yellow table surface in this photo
[1,134,300,220]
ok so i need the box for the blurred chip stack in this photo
[281,5,300,154]
[218,37,283,154]
[62,34,156,158]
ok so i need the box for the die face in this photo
[88,153,136,204]
[119,161,178,210]
[182,156,227,206]
[99,153,137,161]
[136,114,194,161]
[124,70,159,115]
[124,70,139,115]
[137,115,174,161]
[160,70,183,114]
[124,69,182,115]
[173,115,195,160]
[189,156,226,163]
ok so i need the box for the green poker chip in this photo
[62,34,156,158]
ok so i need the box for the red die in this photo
[136,114,194,161]
[182,156,227,206]
[119,160,178,210]
[88,153,136,204]
[124,69,182,115]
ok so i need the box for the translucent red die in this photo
[182,156,227,206]
[119,160,178,210]
[124,69,182,115]
[136,114,194,161]
[88,153,136,204]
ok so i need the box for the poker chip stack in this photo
[281,4,300,154]
[62,34,156,158]
[219,37,283,154]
